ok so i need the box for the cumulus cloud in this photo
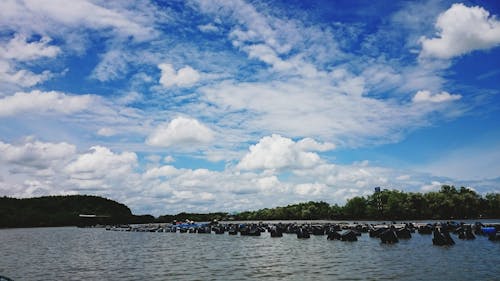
[254,175,286,193]
[0,139,75,170]
[0,137,495,215]
[158,63,201,88]
[412,90,461,103]
[296,138,336,152]
[420,3,500,59]
[171,190,215,202]
[237,134,333,171]
[0,90,93,117]
[294,182,327,196]
[143,165,180,179]
[146,117,214,147]
[65,146,137,183]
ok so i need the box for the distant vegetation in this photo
[0,195,145,228]
[0,185,498,228]
[157,212,229,223]
[234,185,500,220]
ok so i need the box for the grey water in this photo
[1,225,499,281]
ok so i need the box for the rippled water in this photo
[1,225,499,280]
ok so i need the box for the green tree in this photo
[344,196,367,218]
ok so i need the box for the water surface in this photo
[1,225,499,280]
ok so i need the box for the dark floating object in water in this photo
[433,228,455,246]
[296,227,310,239]
[270,226,283,237]
[248,227,261,236]
[418,224,433,235]
[228,227,238,235]
[457,225,475,240]
[339,230,358,241]
[396,228,412,239]
[369,227,386,238]
[380,229,399,244]
[327,230,341,240]
[103,221,500,248]
[311,225,325,235]
[240,224,261,236]
[213,227,224,234]
[0,276,14,281]
[197,226,211,234]
[473,222,485,235]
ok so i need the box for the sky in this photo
[0,0,499,215]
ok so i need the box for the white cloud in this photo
[0,139,75,169]
[296,138,336,152]
[201,78,435,147]
[163,155,175,163]
[158,63,201,88]
[0,34,60,89]
[397,175,411,181]
[421,181,443,192]
[143,165,180,179]
[0,61,53,87]
[198,23,219,33]
[97,127,116,137]
[0,90,93,117]
[295,182,327,196]
[65,146,137,183]
[237,134,332,171]
[420,3,500,59]
[0,0,163,89]
[0,0,155,42]
[194,0,342,78]
[0,34,60,61]
[91,49,129,82]
[146,117,214,147]
[255,175,287,193]
[0,137,496,215]
[171,190,215,202]
[412,90,461,103]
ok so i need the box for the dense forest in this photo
[234,185,500,220]
[1,185,499,228]
[0,195,140,228]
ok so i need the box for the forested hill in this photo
[0,195,143,228]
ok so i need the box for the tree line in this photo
[234,185,499,220]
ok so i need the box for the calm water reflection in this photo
[1,226,499,280]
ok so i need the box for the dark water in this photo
[1,225,499,281]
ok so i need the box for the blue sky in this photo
[0,0,499,215]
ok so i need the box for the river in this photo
[0,223,499,280]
